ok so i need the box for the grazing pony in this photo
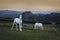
[11,15,22,31]
[34,22,44,30]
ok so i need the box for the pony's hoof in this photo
[20,29,22,31]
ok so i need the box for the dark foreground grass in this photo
[0,27,60,40]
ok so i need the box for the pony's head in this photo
[19,15,22,19]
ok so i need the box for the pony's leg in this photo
[19,23,22,31]
[11,22,15,30]
[34,25,36,29]
[16,24,18,30]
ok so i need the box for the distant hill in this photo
[0,10,22,18]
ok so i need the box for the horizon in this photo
[0,9,60,14]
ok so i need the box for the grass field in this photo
[0,22,60,40]
[0,27,60,40]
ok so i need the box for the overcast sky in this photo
[0,0,60,11]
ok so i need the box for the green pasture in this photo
[0,22,60,40]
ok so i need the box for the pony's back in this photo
[35,23,43,27]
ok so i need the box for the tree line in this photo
[0,11,60,23]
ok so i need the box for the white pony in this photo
[11,15,22,31]
[34,22,44,30]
